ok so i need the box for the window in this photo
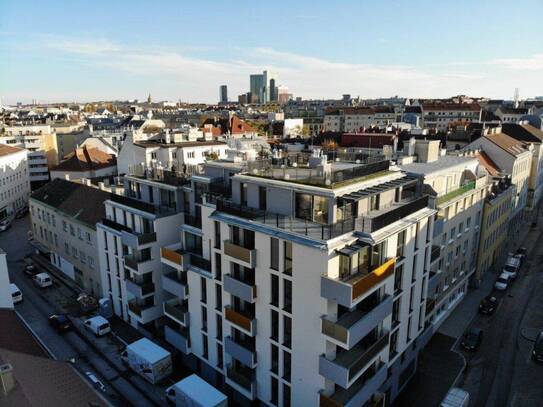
[64,242,69,253]
[215,283,222,310]
[202,334,208,359]
[397,230,406,258]
[217,343,223,369]
[86,232,91,243]
[62,220,67,232]
[78,228,83,240]
[283,279,292,313]
[201,306,207,332]
[215,253,222,281]
[283,241,292,275]
[200,277,207,303]
[271,344,279,373]
[270,238,279,270]
[271,274,279,306]
[240,183,247,206]
[89,257,95,269]
[69,225,75,236]
[271,377,279,406]
[259,186,267,210]
[283,384,291,407]
[216,314,223,339]
[394,264,403,292]
[214,221,221,249]
[283,315,292,348]
[392,298,401,325]
[283,351,291,382]
[271,310,279,341]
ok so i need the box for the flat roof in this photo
[399,155,476,175]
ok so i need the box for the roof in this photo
[230,116,255,134]
[484,132,530,157]
[0,310,106,407]
[475,151,500,176]
[0,144,25,158]
[501,123,543,143]
[174,374,227,406]
[341,133,396,148]
[134,140,227,149]
[498,107,528,115]
[399,155,477,175]
[127,338,169,363]
[31,179,110,228]
[52,146,116,173]
[422,103,481,112]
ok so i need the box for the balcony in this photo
[189,254,212,275]
[224,306,257,336]
[124,255,153,274]
[183,213,202,229]
[121,229,156,248]
[319,332,389,388]
[162,271,188,299]
[225,336,257,368]
[127,300,162,324]
[319,363,387,407]
[430,245,441,263]
[321,258,396,308]
[226,364,256,400]
[224,274,257,303]
[223,240,256,268]
[321,295,393,350]
[164,324,190,354]
[164,299,189,326]
[125,275,155,298]
[160,244,186,269]
[356,196,429,233]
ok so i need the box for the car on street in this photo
[0,219,12,232]
[461,328,483,351]
[532,331,543,363]
[494,273,510,291]
[516,247,527,256]
[479,295,499,315]
[83,316,111,337]
[85,371,106,392]
[10,283,22,304]
[33,272,53,288]
[15,206,29,219]
[23,264,38,278]
[502,255,521,280]
[48,314,72,333]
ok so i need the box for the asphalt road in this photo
[3,216,160,406]
[458,225,543,407]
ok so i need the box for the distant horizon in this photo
[1,0,542,104]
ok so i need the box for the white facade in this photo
[0,249,13,309]
[0,147,30,219]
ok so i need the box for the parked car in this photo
[10,283,22,304]
[479,295,499,315]
[516,247,528,256]
[440,387,470,407]
[461,328,483,351]
[494,273,510,291]
[85,371,106,392]
[83,316,111,337]
[23,264,38,278]
[33,272,53,288]
[502,255,521,279]
[15,206,29,219]
[532,331,543,363]
[48,314,72,333]
[0,219,12,232]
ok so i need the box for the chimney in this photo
[0,364,15,396]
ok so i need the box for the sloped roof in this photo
[31,179,110,228]
[53,146,116,173]
[475,151,500,176]
[0,144,25,157]
[230,116,255,134]
[501,123,543,143]
[484,132,530,157]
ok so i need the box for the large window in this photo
[270,238,279,270]
[339,246,370,280]
[283,241,292,275]
[295,193,329,224]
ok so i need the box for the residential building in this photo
[29,179,111,296]
[323,106,397,132]
[0,145,30,219]
[495,107,529,123]
[50,146,117,181]
[399,142,487,330]
[96,169,185,333]
[475,176,513,279]
[1,124,59,187]
[160,154,436,406]
[0,249,12,309]
[420,103,481,131]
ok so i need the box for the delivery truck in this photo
[165,374,227,407]
[120,338,172,384]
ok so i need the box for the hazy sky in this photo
[1,0,543,104]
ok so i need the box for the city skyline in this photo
[1,0,543,104]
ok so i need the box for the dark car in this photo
[15,206,29,219]
[479,295,499,315]
[532,331,543,363]
[48,314,72,332]
[517,247,528,256]
[23,264,39,278]
[461,328,483,351]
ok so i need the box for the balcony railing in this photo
[225,306,256,335]
[161,246,185,267]
[164,299,189,326]
[121,229,156,247]
[189,254,212,273]
[225,336,257,367]
[437,181,475,206]
[184,214,202,229]
[224,274,257,303]
[124,255,153,273]
[126,275,155,297]
[430,245,441,263]
[356,196,429,233]
[224,240,256,267]
[226,364,255,393]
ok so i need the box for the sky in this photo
[1,0,543,104]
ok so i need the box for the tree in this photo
[322,139,338,151]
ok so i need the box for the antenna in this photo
[514,88,519,108]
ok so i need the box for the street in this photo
[4,216,172,406]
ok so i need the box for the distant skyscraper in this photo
[219,85,228,103]
[250,74,264,103]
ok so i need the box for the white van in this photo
[33,272,53,288]
[502,255,521,279]
[84,316,111,337]
[10,283,22,304]
[440,387,469,407]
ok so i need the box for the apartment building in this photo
[1,124,59,187]
[420,103,481,131]
[96,168,184,333]
[323,107,396,132]
[495,107,528,123]
[29,179,110,295]
[0,249,12,308]
[399,142,487,330]
[50,146,117,181]
[0,145,30,219]
[159,155,436,406]
[475,177,513,279]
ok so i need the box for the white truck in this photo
[440,388,470,407]
[120,338,172,384]
[166,374,228,407]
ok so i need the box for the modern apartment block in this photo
[400,142,487,330]
[96,167,184,332]
[29,179,110,295]
[0,145,30,219]
[159,154,436,406]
